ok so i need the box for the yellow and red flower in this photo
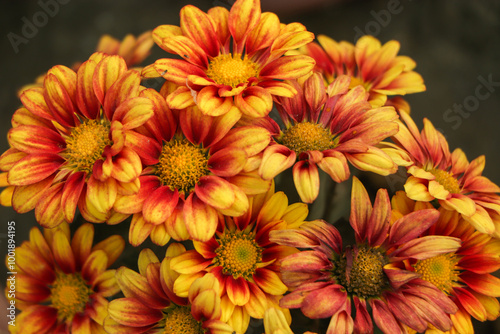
[390,112,500,236]
[253,73,398,203]
[0,52,154,227]
[105,244,235,334]
[169,184,306,333]
[144,0,315,118]
[270,177,461,334]
[113,84,271,245]
[302,35,425,108]
[6,222,124,333]
[392,191,500,333]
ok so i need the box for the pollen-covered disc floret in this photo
[414,254,459,295]
[156,138,209,193]
[279,122,336,156]
[428,168,461,194]
[334,244,389,298]
[161,305,205,334]
[63,119,112,174]
[50,272,93,322]
[206,54,259,88]
[213,231,263,280]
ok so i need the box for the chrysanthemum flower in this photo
[390,112,500,236]
[113,84,271,245]
[270,177,462,334]
[104,244,235,334]
[6,222,124,333]
[302,35,425,108]
[169,183,307,333]
[17,31,154,96]
[143,0,315,118]
[0,52,154,227]
[391,191,500,333]
[253,73,398,203]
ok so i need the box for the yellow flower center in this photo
[279,122,337,156]
[161,305,205,334]
[414,254,459,295]
[50,272,92,322]
[214,231,263,280]
[429,168,461,194]
[64,119,112,173]
[334,245,389,299]
[156,139,209,194]
[206,54,259,88]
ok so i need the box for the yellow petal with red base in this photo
[52,229,76,274]
[208,147,246,177]
[115,267,170,309]
[8,154,61,186]
[227,305,251,334]
[142,186,178,225]
[227,276,251,306]
[180,5,219,58]
[93,54,127,105]
[71,222,94,269]
[170,250,212,275]
[20,87,53,121]
[9,125,64,153]
[12,177,53,213]
[35,183,66,228]
[246,12,280,54]
[293,160,319,204]
[129,214,154,247]
[82,250,108,283]
[154,58,205,85]
[259,145,296,180]
[253,268,287,296]
[196,85,233,116]
[317,150,350,183]
[44,72,77,127]
[192,290,222,321]
[228,0,261,46]
[15,305,58,334]
[86,177,117,214]
[164,86,196,110]
[234,86,273,118]
[260,55,315,80]
[107,298,163,327]
[184,193,219,242]
[173,272,205,298]
[195,176,236,210]
[61,172,86,222]
[404,176,434,202]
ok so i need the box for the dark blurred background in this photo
[1,0,499,333]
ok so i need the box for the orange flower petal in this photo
[170,250,212,275]
[227,276,250,306]
[52,229,76,274]
[8,153,61,186]
[228,0,261,47]
[142,186,178,225]
[93,54,127,106]
[129,214,154,246]
[253,268,287,295]
[180,5,219,57]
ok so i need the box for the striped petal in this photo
[184,193,219,242]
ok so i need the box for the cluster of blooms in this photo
[2,0,500,333]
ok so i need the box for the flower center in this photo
[279,122,336,156]
[429,168,461,194]
[213,231,263,280]
[64,119,112,173]
[206,54,259,88]
[50,272,92,322]
[414,254,459,295]
[161,305,205,334]
[334,245,389,299]
[156,139,209,193]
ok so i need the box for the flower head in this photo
[254,74,398,203]
[113,83,271,245]
[144,0,315,118]
[302,35,425,108]
[104,244,235,334]
[270,177,461,334]
[6,222,124,333]
[0,52,154,228]
[392,191,500,333]
[169,184,307,333]
[389,112,500,236]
